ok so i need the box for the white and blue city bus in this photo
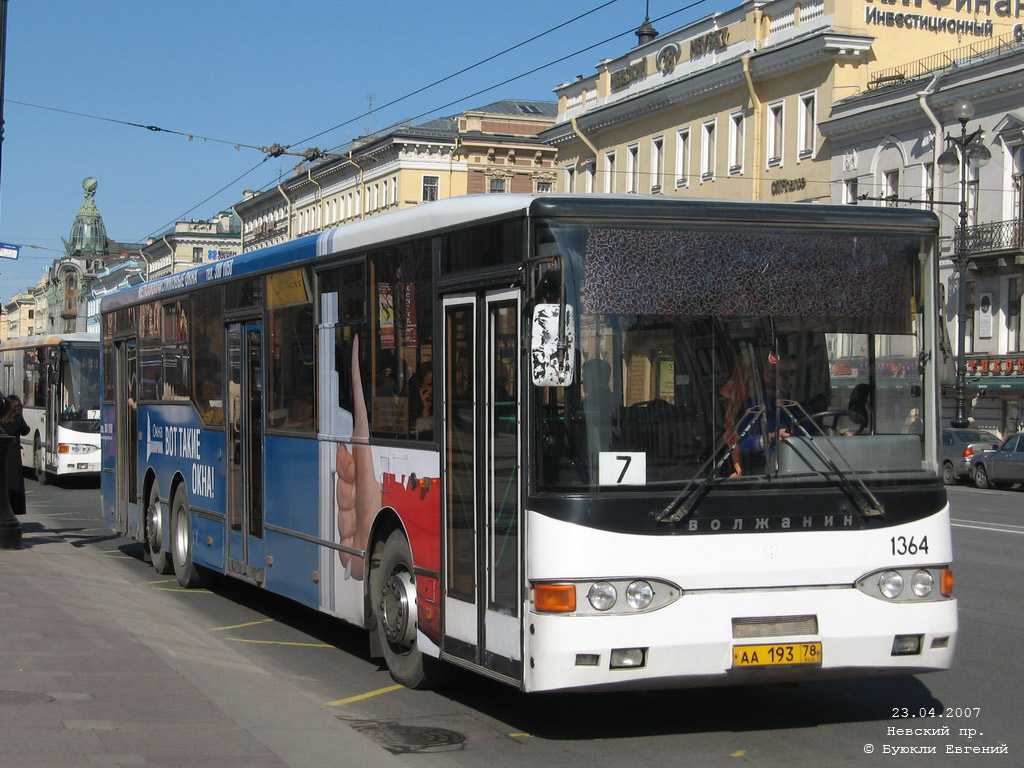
[100,195,955,692]
[0,332,102,483]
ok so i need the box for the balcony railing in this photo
[957,218,1024,254]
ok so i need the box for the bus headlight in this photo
[911,570,933,598]
[878,570,904,599]
[856,567,951,602]
[533,578,680,615]
[588,582,617,611]
[625,580,654,610]
[58,443,97,454]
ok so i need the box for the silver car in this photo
[941,428,1001,485]
[971,433,1024,489]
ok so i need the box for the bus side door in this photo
[442,289,522,682]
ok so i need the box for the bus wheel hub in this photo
[381,571,417,648]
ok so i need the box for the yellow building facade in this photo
[542,0,1021,203]
[233,101,556,253]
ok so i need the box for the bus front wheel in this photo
[146,483,173,575]
[34,437,48,485]
[171,487,202,588]
[374,530,445,689]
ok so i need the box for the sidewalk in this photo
[0,511,408,768]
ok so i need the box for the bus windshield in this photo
[59,345,102,427]
[534,221,929,492]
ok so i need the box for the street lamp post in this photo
[937,98,991,429]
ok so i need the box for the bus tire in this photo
[375,530,445,689]
[171,486,202,588]
[146,483,173,575]
[34,436,48,485]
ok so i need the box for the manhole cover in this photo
[0,690,53,706]
[345,719,466,754]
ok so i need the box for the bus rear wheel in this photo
[171,486,202,588]
[146,483,172,574]
[374,530,445,689]
[34,437,48,485]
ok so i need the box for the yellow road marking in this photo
[101,553,133,559]
[226,638,332,648]
[156,587,213,593]
[731,750,747,757]
[210,619,275,631]
[509,733,534,738]
[147,578,176,584]
[325,684,404,706]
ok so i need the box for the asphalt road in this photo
[19,478,1022,768]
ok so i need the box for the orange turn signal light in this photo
[534,583,576,613]
[941,569,954,597]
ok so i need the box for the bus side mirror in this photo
[531,304,575,387]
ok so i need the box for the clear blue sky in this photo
[0,0,729,305]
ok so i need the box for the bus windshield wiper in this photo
[655,405,764,524]
[779,400,886,520]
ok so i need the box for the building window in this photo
[768,102,784,166]
[676,128,690,187]
[1008,277,1022,352]
[966,169,979,226]
[965,280,976,354]
[626,144,639,193]
[729,112,744,174]
[192,247,203,263]
[885,169,899,206]
[701,120,716,181]
[651,136,664,192]
[923,162,934,205]
[586,161,596,193]
[845,178,859,205]
[604,150,616,193]
[566,164,576,193]
[798,92,816,159]
[422,175,439,202]
[536,181,552,193]
[489,177,507,194]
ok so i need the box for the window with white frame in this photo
[489,177,507,193]
[586,161,596,192]
[966,168,979,225]
[651,136,664,192]
[798,92,816,159]
[729,112,744,173]
[845,178,859,205]
[566,164,576,193]
[1007,277,1022,352]
[1013,147,1024,223]
[885,169,899,206]
[701,120,716,181]
[676,128,690,187]
[536,181,552,193]
[923,162,934,205]
[626,144,639,193]
[422,175,439,202]
[768,101,784,165]
[605,150,617,193]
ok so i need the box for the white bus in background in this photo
[0,333,101,483]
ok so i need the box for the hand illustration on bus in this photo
[335,334,379,580]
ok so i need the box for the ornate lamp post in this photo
[937,98,991,429]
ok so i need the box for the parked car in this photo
[941,428,1001,485]
[970,433,1024,489]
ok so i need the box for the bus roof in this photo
[0,332,100,351]
[101,194,939,312]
